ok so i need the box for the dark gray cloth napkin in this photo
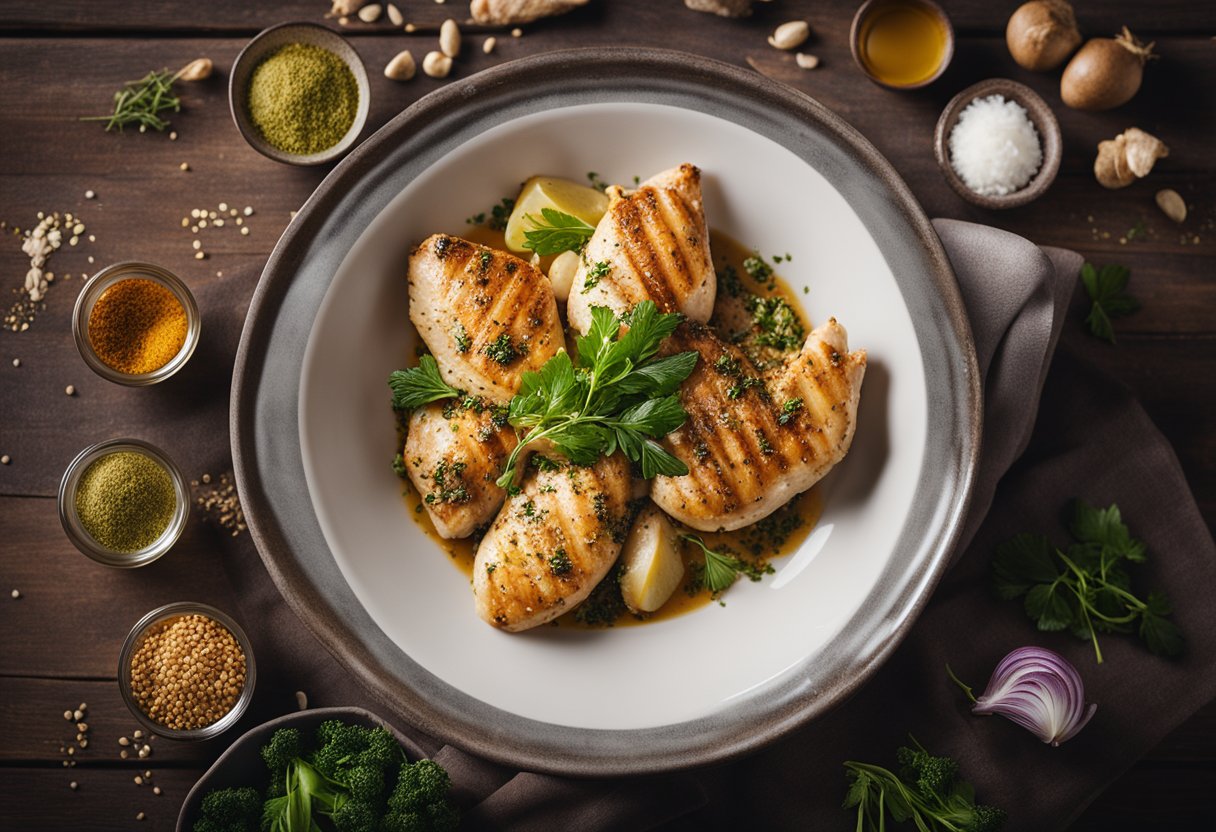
[219,220,1216,831]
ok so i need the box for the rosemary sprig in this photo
[82,68,185,132]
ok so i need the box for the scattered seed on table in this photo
[136,812,145,821]
[88,234,95,242]
[77,722,87,732]
[243,206,253,216]
[511,27,522,37]
[134,775,142,785]
[1,455,10,465]
[133,730,142,740]
[70,781,78,790]
[79,738,88,748]
[73,709,83,721]
[192,240,201,250]
[120,749,129,759]
[218,202,228,212]
[153,786,162,795]
[119,736,129,746]
[194,252,205,260]
[169,131,177,141]
[11,359,19,367]
[240,227,250,236]
[144,770,151,779]
[11,589,19,599]
[483,37,496,54]
[64,710,73,721]
[67,747,74,756]
[179,163,189,171]
[65,385,75,396]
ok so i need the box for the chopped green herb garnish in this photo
[482,333,525,366]
[453,322,472,354]
[388,355,460,409]
[586,171,609,193]
[992,499,1183,662]
[495,301,698,489]
[718,264,744,298]
[549,548,573,576]
[778,397,803,425]
[1126,218,1148,241]
[1081,262,1138,344]
[522,208,596,256]
[746,295,805,351]
[424,459,470,505]
[713,354,742,377]
[727,375,766,400]
[742,253,773,286]
[391,453,408,479]
[582,260,611,293]
[682,534,773,595]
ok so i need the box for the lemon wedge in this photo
[504,176,609,253]
[620,504,684,614]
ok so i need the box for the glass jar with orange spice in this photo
[73,262,200,385]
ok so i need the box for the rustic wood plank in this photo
[0,766,206,831]
[0,0,1211,36]
[0,496,242,677]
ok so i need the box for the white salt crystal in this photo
[948,95,1042,197]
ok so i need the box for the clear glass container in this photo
[118,602,257,741]
[72,261,201,386]
[58,437,189,568]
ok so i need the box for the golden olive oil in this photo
[860,2,949,87]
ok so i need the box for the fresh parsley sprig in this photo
[992,499,1183,663]
[522,208,595,256]
[681,534,775,595]
[495,301,698,489]
[388,355,460,410]
[844,738,1006,832]
[1081,262,1138,343]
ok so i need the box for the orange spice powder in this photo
[88,278,187,375]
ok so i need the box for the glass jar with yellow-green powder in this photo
[59,438,188,568]
[247,41,360,156]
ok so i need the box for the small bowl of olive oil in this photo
[850,0,955,90]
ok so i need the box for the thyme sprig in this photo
[82,68,187,132]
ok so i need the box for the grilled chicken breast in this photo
[409,234,564,402]
[473,454,634,631]
[566,163,716,334]
[402,399,517,539]
[651,319,865,532]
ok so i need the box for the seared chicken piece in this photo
[651,320,865,532]
[473,454,634,632]
[566,164,716,333]
[409,234,564,402]
[403,399,517,539]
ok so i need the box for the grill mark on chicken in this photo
[614,194,680,312]
[652,319,865,532]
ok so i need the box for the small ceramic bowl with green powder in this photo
[230,22,370,165]
[58,437,190,568]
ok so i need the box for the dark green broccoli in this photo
[192,786,261,832]
[331,797,378,832]
[311,721,400,780]
[344,764,386,802]
[261,727,302,780]
[897,744,960,798]
[382,759,460,832]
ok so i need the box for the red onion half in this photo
[972,647,1096,746]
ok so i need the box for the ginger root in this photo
[1094,127,1168,189]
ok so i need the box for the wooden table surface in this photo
[0,1,1212,829]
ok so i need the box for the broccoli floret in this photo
[313,721,377,779]
[331,797,378,832]
[897,745,959,797]
[358,726,402,770]
[261,727,302,779]
[383,759,459,832]
[345,764,386,802]
[967,804,1008,832]
[193,786,261,832]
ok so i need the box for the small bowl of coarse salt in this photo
[934,78,1061,209]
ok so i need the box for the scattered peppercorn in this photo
[128,614,246,730]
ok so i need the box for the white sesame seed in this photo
[12,359,19,367]
[153,786,162,795]
[88,234,95,242]
[214,218,224,227]
[191,209,200,218]
[240,227,250,236]
[511,27,522,37]
[64,711,73,721]
[70,781,78,789]
[243,206,253,216]
[194,251,205,260]
[180,162,189,171]
[65,385,75,396]
[85,190,96,199]
[136,812,145,821]
[119,737,129,746]
[169,131,177,141]
[192,240,201,250]
[134,775,142,785]
[0,455,10,465]
[10,589,19,599]
[218,202,228,212]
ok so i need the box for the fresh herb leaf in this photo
[991,499,1183,662]
[482,333,526,366]
[1081,262,1139,344]
[586,171,609,193]
[745,295,806,351]
[494,301,697,489]
[522,208,596,256]
[778,397,804,425]
[844,738,1006,832]
[681,534,773,595]
[452,322,472,354]
[388,355,460,410]
[82,68,183,132]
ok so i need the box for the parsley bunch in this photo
[992,500,1183,663]
[844,738,1005,832]
[388,355,460,410]
[522,209,595,255]
[496,300,698,489]
[1081,262,1138,343]
[681,534,773,594]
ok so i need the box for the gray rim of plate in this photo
[231,47,981,777]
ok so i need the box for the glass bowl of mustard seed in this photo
[58,437,190,568]
[72,261,201,386]
[119,602,256,740]
[229,22,370,166]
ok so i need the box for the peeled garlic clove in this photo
[384,49,416,81]
[440,19,462,58]
[357,3,382,22]
[795,52,820,69]
[1155,188,1187,224]
[768,20,809,50]
[422,51,452,78]
[177,58,213,82]
[386,2,404,25]
[619,505,684,614]
[546,250,579,301]
[1122,127,1168,178]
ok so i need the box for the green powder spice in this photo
[247,42,358,155]
[75,451,176,553]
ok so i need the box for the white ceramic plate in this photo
[233,49,979,775]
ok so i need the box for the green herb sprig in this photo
[681,534,773,594]
[388,355,460,410]
[82,69,185,132]
[495,300,698,490]
[1081,262,1138,343]
[522,209,595,256]
[844,738,1006,832]
[992,499,1183,663]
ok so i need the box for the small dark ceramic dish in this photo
[934,78,1062,210]
[176,707,423,831]
[850,0,955,90]
[229,22,370,166]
